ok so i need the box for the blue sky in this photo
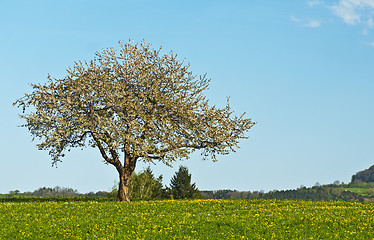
[1,0,374,194]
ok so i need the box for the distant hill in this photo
[351,165,374,183]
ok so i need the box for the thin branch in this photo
[61,131,90,146]
[147,141,216,156]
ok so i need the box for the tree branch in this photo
[147,141,216,156]
[89,130,117,165]
[61,131,90,146]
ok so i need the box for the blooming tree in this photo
[14,41,255,201]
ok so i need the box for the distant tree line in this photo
[3,186,109,198]
[200,165,374,202]
[2,166,201,200]
[6,186,82,198]
[3,165,374,202]
[201,185,365,202]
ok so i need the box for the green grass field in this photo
[344,188,373,196]
[1,199,373,239]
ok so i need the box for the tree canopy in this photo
[14,40,255,201]
[129,167,164,200]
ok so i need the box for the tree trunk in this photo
[116,172,130,202]
[113,152,136,202]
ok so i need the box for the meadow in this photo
[0,199,373,239]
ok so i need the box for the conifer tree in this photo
[170,166,200,199]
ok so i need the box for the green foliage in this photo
[351,165,374,183]
[31,186,79,197]
[2,187,111,200]
[129,167,165,200]
[1,199,374,239]
[170,166,201,199]
[201,184,369,202]
[108,167,166,200]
